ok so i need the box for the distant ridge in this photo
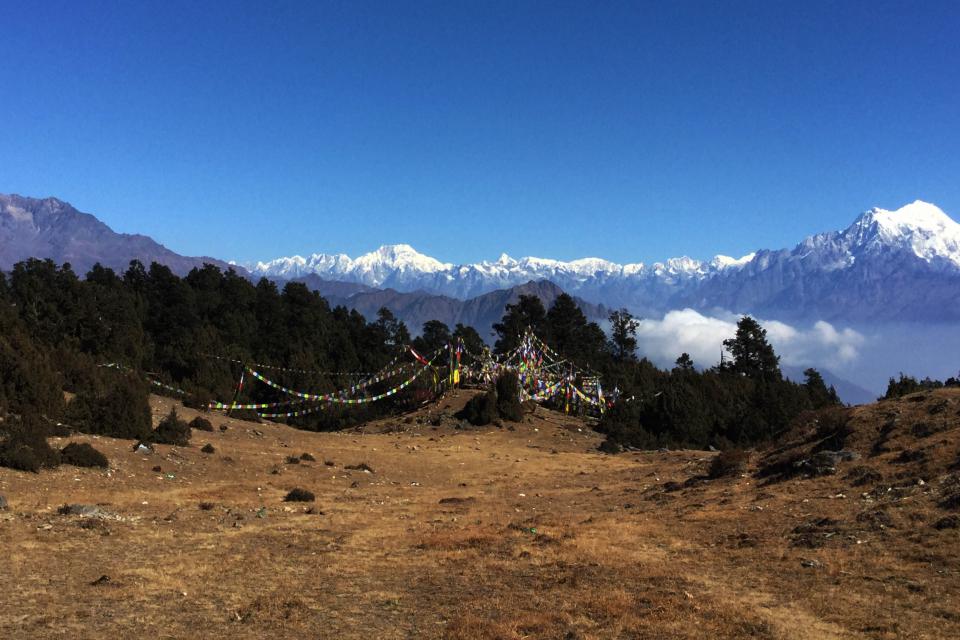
[0,194,243,276]
[323,279,608,342]
[250,201,960,322]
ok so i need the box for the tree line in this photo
[489,294,844,450]
[2,258,852,470]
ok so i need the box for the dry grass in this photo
[1,389,959,638]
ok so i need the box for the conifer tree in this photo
[722,316,781,381]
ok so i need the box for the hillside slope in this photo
[1,389,958,638]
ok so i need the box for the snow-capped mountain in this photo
[249,243,756,298]
[249,201,960,321]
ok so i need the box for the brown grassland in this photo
[2,388,959,639]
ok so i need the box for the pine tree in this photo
[414,320,451,355]
[674,353,695,372]
[722,316,781,381]
[608,309,638,362]
[493,295,546,355]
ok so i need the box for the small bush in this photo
[299,452,316,462]
[811,407,853,452]
[0,415,62,472]
[200,443,215,454]
[457,390,498,426]
[495,372,524,422]
[0,442,43,472]
[68,373,152,441]
[151,408,191,446]
[189,416,214,432]
[283,488,315,502]
[60,442,108,468]
[285,455,300,465]
[709,449,750,479]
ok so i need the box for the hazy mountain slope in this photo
[325,280,608,341]
[0,194,243,276]
[781,365,878,406]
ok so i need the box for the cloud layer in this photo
[633,309,866,371]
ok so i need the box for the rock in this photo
[133,442,153,454]
[89,575,111,586]
[801,559,823,569]
[0,495,7,510]
[345,462,374,473]
[57,504,114,519]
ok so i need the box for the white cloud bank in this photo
[633,309,866,371]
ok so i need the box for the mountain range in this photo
[3,192,960,401]
[249,201,960,322]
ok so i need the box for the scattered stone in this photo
[800,559,823,569]
[57,504,114,520]
[345,462,374,473]
[133,442,153,454]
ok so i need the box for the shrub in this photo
[811,407,852,452]
[708,449,750,479]
[458,390,498,426]
[60,442,109,468]
[0,414,61,472]
[189,416,214,432]
[68,373,152,441]
[495,372,523,422]
[151,408,191,446]
[285,455,300,464]
[283,488,315,502]
[299,452,316,462]
[200,443,215,454]
[0,441,43,472]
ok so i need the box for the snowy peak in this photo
[843,200,960,267]
[247,200,960,311]
[353,244,452,273]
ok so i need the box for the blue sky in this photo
[1,1,958,265]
